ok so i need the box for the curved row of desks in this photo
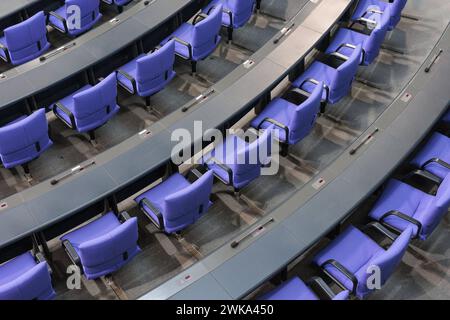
[0,0,41,21]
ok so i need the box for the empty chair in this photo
[292,45,362,112]
[410,132,450,180]
[369,175,450,240]
[161,5,223,73]
[48,0,102,36]
[250,83,323,154]
[203,129,272,191]
[314,225,413,299]
[325,7,391,65]
[61,211,140,280]
[351,0,407,30]
[52,73,120,142]
[0,252,55,300]
[116,40,176,108]
[0,110,53,177]
[204,0,256,41]
[102,0,132,13]
[260,277,349,300]
[0,12,50,65]
[135,171,214,234]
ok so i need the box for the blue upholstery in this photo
[410,132,450,180]
[135,171,214,234]
[292,45,362,105]
[204,0,255,29]
[0,252,55,300]
[61,212,141,280]
[52,73,120,134]
[161,5,222,71]
[102,0,132,6]
[203,129,272,190]
[369,176,450,240]
[48,0,102,36]
[260,277,349,300]
[443,110,450,124]
[326,8,391,65]
[116,40,176,98]
[0,12,50,65]
[0,110,53,169]
[314,225,412,299]
[250,84,323,145]
[352,0,407,30]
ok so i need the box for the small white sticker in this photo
[243,59,255,69]
[312,177,326,190]
[177,274,193,286]
[0,202,8,210]
[401,92,412,103]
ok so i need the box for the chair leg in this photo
[22,163,33,182]
[191,60,197,75]
[88,130,98,146]
[227,27,233,43]
[280,143,289,157]
[117,6,124,14]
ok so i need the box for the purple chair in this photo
[250,83,323,154]
[325,7,391,65]
[351,0,407,31]
[102,0,132,13]
[410,132,450,180]
[116,40,176,108]
[203,128,272,191]
[314,225,413,299]
[204,0,256,41]
[0,252,55,300]
[48,0,102,37]
[161,5,223,73]
[0,12,50,65]
[61,211,141,280]
[52,73,120,142]
[0,109,53,177]
[292,45,362,112]
[260,277,349,300]
[135,171,214,234]
[369,175,450,240]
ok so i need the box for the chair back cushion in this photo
[66,0,101,32]
[364,7,391,64]
[226,0,255,28]
[192,5,223,60]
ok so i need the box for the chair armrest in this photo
[34,252,53,275]
[363,221,398,242]
[53,102,76,129]
[282,88,310,105]
[48,11,68,33]
[403,169,442,190]
[335,43,366,64]
[118,211,132,223]
[380,210,422,238]
[421,157,450,171]
[352,16,378,29]
[205,156,234,187]
[321,259,358,295]
[298,78,330,102]
[116,69,137,94]
[306,276,337,300]
[139,198,165,230]
[222,8,233,26]
[329,52,349,62]
[257,117,289,143]
[62,240,82,270]
[193,13,208,25]
[0,42,10,63]
[170,36,193,60]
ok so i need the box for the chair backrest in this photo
[289,83,323,143]
[332,290,350,300]
[226,0,255,28]
[0,261,53,300]
[136,40,175,95]
[65,0,100,31]
[358,226,412,297]
[435,174,450,209]
[329,45,362,102]
[163,171,214,231]
[363,7,391,64]
[77,217,139,270]
[4,11,49,65]
[192,5,223,59]
[72,73,117,130]
[0,110,51,168]
[390,0,407,25]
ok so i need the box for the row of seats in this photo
[0,0,132,65]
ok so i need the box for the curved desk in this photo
[0,0,41,21]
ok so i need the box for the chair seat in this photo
[411,132,450,179]
[134,173,191,225]
[325,28,369,59]
[53,84,92,126]
[167,23,196,59]
[351,0,386,21]
[369,179,433,237]
[292,61,335,101]
[116,54,145,93]
[260,277,319,300]
[250,98,294,142]
[61,212,121,249]
[314,226,384,293]
[0,252,37,286]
